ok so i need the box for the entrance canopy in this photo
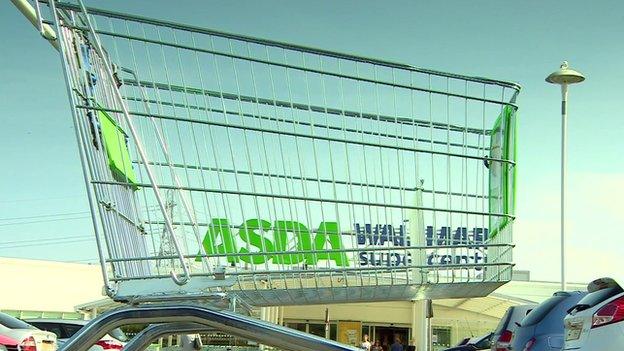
[435,292,536,319]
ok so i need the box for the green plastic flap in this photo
[489,105,517,238]
[98,109,138,188]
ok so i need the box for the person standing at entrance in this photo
[371,340,383,351]
[390,335,404,351]
[361,334,372,350]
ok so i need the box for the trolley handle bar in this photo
[10,0,59,50]
[74,0,192,286]
[60,305,359,351]
[123,323,212,351]
[44,0,520,91]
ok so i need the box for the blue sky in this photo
[1,0,623,282]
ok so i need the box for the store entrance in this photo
[374,326,409,350]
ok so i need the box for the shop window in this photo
[330,324,337,340]
[308,323,326,337]
[362,325,371,338]
[432,326,452,350]
[286,323,307,332]
[285,321,338,340]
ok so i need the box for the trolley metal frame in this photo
[15,0,519,306]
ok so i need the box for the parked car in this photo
[511,291,586,351]
[0,313,56,351]
[25,319,128,351]
[444,332,493,350]
[456,337,471,346]
[563,277,624,351]
[0,334,17,351]
[491,304,536,351]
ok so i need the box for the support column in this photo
[411,301,417,344]
[424,300,433,351]
[266,307,272,323]
[411,300,427,351]
[279,306,284,326]
[324,307,330,339]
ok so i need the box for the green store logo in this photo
[200,218,349,266]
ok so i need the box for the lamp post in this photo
[546,61,585,291]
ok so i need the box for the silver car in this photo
[490,304,537,351]
[25,319,127,351]
[0,314,56,351]
[511,291,587,351]
[564,277,624,351]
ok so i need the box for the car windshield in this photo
[577,286,624,308]
[474,334,492,348]
[493,309,512,334]
[62,323,84,338]
[109,328,129,342]
[456,338,469,346]
[521,296,566,327]
[0,314,36,330]
[28,322,65,338]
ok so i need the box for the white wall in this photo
[283,300,500,325]
[0,257,103,312]
[495,280,586,303]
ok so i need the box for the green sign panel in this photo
[200,218,349,266]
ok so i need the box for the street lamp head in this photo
[546,61,585,85]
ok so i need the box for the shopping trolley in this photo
[14,0,520,305]
[12,0,519,349]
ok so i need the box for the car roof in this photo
[552,290,584,297]
[24,319,87,325]
[468,333,491,343]
[587,277,624,293]
[514,304,538,309]
[507,305,537,323]
[510,304,537,313]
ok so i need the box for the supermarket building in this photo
[0,257,586,349]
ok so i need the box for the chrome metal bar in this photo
[48,1,521,92]
[107,261,514,282]
[105,242,510,263]
[60,305,359,351]
[121,79,494,136]
[76,0,191,285]
[76,105,513,165]
[134,160,425,192]
[122,95,488,151]
[32,0,45,36]
[91,179,515,218]
[10,0,59,49]
[47,0,113,296]
[123,323,212,351]
[73,26,517,106]
[560,84,568,291]
[120,67,212,275]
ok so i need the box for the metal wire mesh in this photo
[48,1,519,305]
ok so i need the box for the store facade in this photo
[278,298,508,349]
[1,258,587,350]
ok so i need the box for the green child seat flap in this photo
[97,108,138,190]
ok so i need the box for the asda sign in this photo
[200,218,489,268]
[201,218,349,266]
[355,223,412,267]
